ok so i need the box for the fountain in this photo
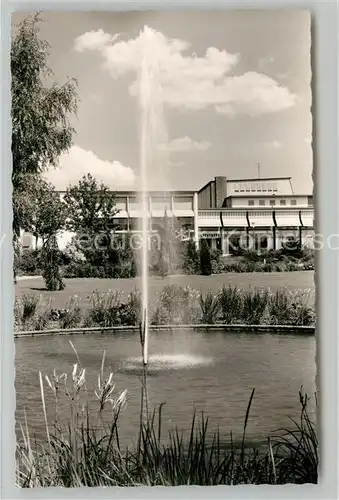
[138,26,168,367]
[123,27,214,373]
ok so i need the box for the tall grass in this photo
[85,290,122,327]
[16,346,318,487]
[14,285,315,332]
[14,295,51,331]
[199,291,220,324]
[218,286,243,324]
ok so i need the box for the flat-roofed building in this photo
[19,175,314,255]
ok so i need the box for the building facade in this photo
[20,175,314,254]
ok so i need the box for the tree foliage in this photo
[183,238,200,275]
[63,173,119,236]
[40,235,65,291]
[13,175,66,242]
[11,13,78,236]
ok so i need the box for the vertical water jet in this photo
[137,26,168,366]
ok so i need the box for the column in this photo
[221,228,230,255]
[193,191,199,249]
[248,229,255,251]
[126,196,130,232]
[275,230,282,249]
[266,231,274,251]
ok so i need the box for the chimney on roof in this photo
[214,176,227,208]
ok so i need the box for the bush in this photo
[199,290,220,324]
[58,296,82,329]
[14,295,51,331]
[119,290,141,326]
[151,285,200,325]
[200,239,212,276]
[218,286,243,324]
[241,289,269,325]
[17,249,41,275]
[85,290,122,327]
[40,237,65,291]
[183,239,200,275]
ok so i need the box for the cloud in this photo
[265,140,282,148]
[44,145,135,189]
[169,160,185,167]
[258,55,275,71]
[74,27,297,116]
[158,136,211,153]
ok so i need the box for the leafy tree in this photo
[11,13,78,239]
[200,239,212,276]
[157,213,187,277]
[63,173,119,238]
[14,175,66,246]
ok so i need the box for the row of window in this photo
[248,199,297,207]
[233,182,278,193]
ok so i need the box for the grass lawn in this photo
[15,271,315,311]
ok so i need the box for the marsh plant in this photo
[16,344,318,487]
[58,296,82,329]
[14,295,51,331]
[150,285,201,325]
[199,290,220,324]
[14,285,315,332]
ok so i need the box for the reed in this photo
[14,285,315,333]
[16,346,318,488]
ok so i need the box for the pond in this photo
[15,329,316,446]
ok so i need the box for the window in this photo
[251,183,256,192]
[280,199,286,206]
[259,200,265,206]
[245,183,250,192]
[240,183,245,192]
[269,199,276,206]
[290,199,297,206]
[262,183,267,192]
[248,200,255,206]
[273,183,278,192]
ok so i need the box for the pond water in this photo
[15,330,316,446]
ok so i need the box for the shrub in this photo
[14,294,51,331]
[267,289,294,325]
[150,285,200,325]
[200,239,212,276]
[218,286,243,324]
[199,290,220,324]
[17,249,41,275]
[183,239,200,275]
[86,290,122,327]
[241,289,269,325]
[119,290,141,326]
[40,237,65,291]
[58,296,82,329]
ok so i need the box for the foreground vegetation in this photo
[18,245,315,281]
[16,347,318,487]
[14,284,315,332]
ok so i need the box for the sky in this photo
[12,10,313,194]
